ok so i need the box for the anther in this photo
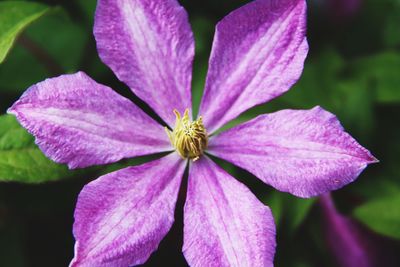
[165,109,208,161]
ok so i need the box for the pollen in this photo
[165,109,208,161]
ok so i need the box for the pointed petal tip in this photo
[353,144,378,165]
[368,154,379,164]
[312,105,378,165]
[7,97,24,116]
[6,105,16,115]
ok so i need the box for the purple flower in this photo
[320,194,379,267]
[328,0,362,19]
[8,0,376,266]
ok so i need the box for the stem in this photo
[18,34,64,76]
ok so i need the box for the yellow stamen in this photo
[165,109,208,161]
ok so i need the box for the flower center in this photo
[165,109,208,161]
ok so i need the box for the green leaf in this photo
[282,47,345,109]
[351,174,400,201]
[26,11,88,72]
[0,9,88,93]
[279,48,375,138]
[383,3,400,48]
[263,191,285,227]
[353,193,400,239]
[352,51,400,103]
[0,42,47,92]
[0,114,75,183]
[264,191,316,234]
[332,79,375,139]
[0,148,72,183]
[0,114,34,149]
[284,196,315,234]
[76,0,97,23]
[0,1,49,63]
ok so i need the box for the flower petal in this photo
[8,72,171,169]
[70,153,186,267]
[199,0,308,133]
[183,156,276,267]
[320,194,378,267]
[208,107,377,198]
[94,0,195,126]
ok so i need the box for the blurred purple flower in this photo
[320,194,379,267]
[328,0,362,18]
[329,0,362,17]
[8,0,376,266]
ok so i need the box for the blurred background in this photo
[0,0,399,266]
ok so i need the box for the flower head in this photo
[8,0,376,266]
[166,109,208,161]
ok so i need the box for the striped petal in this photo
[199,0,308,133]
[8,72,171,169]
[94,0,195,126]
[208,107,377,198]
[70,154,186,267]
[183,156,276,267]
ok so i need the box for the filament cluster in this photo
[166,109,208,161]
